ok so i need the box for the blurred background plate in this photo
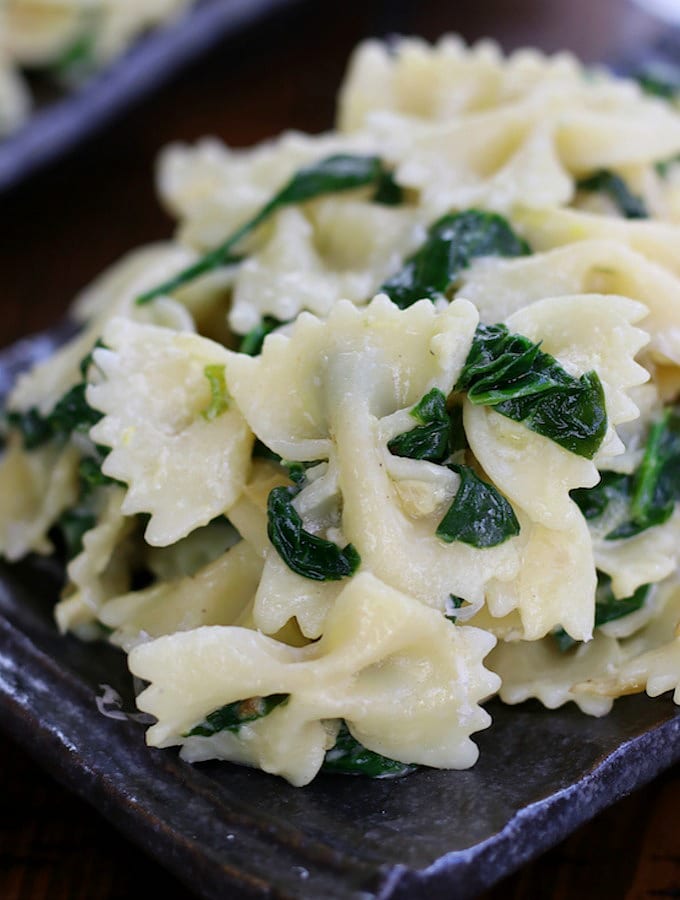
[0,0,302,195]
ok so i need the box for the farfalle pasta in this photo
[3,36,680,785]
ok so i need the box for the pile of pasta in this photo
[3,36,680,786]
[0,0,195,137]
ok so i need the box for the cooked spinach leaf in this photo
[78,454,119,492]
[457,324,607,459]
[636,70,679,100]
[5,407,52,450]
[380,209,530,309]
[571,470,630,523]
[185,694,289,737]
[436,464,520,548]
[238,316,285,356]
[372,169,404,205]
[137,154,397,304]
[445,594,465,624]
[201,365,230,421]
[281,459,322,486]
[7,381,102,451]
[655,153,680,178]
[5,342,107,452]
[56,508,97,560]
[322,722,417,777]
[47,381,103,437]
[629,408,680,527]
[571,407,680,539]
[554,576,651,651]
[252,440,282,463]
[387,388,452,462]
[267,486,361,581]
[576,170,648,219]
[51,27,96,79]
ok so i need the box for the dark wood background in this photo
[1,0,679,897]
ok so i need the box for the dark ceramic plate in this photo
[0,0,301,194]
[1,327,680,900]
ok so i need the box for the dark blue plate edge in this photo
[0,0,304,194]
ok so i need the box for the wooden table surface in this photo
[1,0,679,897]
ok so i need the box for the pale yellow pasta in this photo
[0,49,29,136]
[2,0,193,68]
[56,487,137,635]
[88,318,253,545]
[0,435,79,560]
[130,573,500,785]
[4,34,680,787]
[99,540,263,651]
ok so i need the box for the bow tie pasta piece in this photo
[88,318,253,546]
[229,203,424,334]
[594,511,680,600]
[227,460,291,557]
[224,295,479,460]
[571,582,680,704]
[335,391,519,613]
[464,294,648,527]
[492,579,680,714]
[506,294,649,461]
[158,131,381,252]
[0,436,80,561]
[129,572,500,785]
[339,37,632,131]
[340,38,680,219]
[514,207,680,279]
[459,241,680,365]
[462,295,647,640]
[225,296,521,612]
[492,514,596,642]
[55,488,137,637]
[98,540,264,651]
[364,107,573,220]
[253,552,344,640]
[489,631,622,716]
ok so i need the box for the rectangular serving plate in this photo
[1,326,680,899]
[0,0,302,194]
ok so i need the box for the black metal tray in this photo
[0,0,300,194]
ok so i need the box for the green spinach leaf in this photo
[185,694,289,737]
[7,381,102,450]
[238,316,285,356]
[380,209,530,309]
[576,170,648,219]
[322,722,417,777]
[655,153,680,178]
[436,464,520,548]
[267,486,361,581]
[56,508,97,560]
[387,388,452,462]
[571,407,680,539]
[445,594,465,624]
[457,324,607,459]
[372,169,404,205]
[554,576,651,651]
[137,154,398,305]
[636,70,679,100]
